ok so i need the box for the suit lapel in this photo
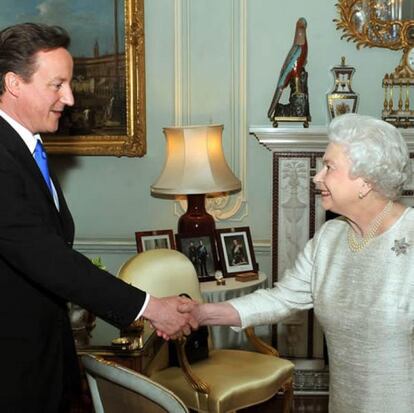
[49,168,74,237]
[0,116,73,235]
[0,117,55,201]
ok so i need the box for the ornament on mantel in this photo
[267,17,311,128]
[326,56,359,119]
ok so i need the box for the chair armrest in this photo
[244,327,280,357]
[175,338,210,395]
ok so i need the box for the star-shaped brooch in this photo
[391,238,410,256]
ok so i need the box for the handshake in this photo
[142,295,201,340]
[142,295,241,340]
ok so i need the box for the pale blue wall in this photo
[52,0,401,344]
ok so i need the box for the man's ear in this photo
[4,72,21,97]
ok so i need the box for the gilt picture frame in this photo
[0,0,146,157]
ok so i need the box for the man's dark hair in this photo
[0,22,70,94]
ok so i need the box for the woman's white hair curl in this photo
[328,113,411,200]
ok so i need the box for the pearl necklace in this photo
[347,200,394,253]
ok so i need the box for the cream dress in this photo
[229,208,414,413]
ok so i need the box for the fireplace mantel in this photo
[250,125,414,152]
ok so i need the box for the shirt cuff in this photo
[134,293,150,320]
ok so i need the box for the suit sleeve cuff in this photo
[134,293,150,320]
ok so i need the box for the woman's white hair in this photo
[328,113,411,200]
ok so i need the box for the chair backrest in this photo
[117,249,204,303]
[117,249,212,377]
[81,354,189,413]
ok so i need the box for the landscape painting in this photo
[0,0,146,156]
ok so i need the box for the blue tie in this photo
[33,140,53,194]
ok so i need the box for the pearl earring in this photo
[358,192,364,199]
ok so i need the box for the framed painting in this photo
[215,227,258,276]
[0,0,146,157]
[135,230,176,253]
[175,234,219,282]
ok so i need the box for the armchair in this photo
[81,353,188,413]
[117,249,294,413]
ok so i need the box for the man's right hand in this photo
[142,295,199,340]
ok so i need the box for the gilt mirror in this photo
[336,0,414,127]
[335,0,414,50]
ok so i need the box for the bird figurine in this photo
[267,18,308,121]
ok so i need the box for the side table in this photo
[200,272,268,349]
[72,326,161,412]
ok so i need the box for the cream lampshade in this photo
[151,124,241,236]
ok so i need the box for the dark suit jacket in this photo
[0,117,146,412]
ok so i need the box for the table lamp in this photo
[151,124,241,236]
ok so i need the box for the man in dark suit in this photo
[0,23,196,412]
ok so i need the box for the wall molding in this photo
[74,238,270,255]
[74,239,137,255]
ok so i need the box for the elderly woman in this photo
[179,114,414,413]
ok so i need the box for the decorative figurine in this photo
[267,17,311,128]
[69,303,96,347]
[215,270,226,286]
[326,56,359,119]
[382,49,414,128]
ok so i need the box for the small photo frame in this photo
[216,227,257,276]
[176,234,218,281]
[135,230,175,253]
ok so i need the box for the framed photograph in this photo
[135,230,175,253]
[216,227,257,276]
[0,0,146,157]
[176,234,218,281]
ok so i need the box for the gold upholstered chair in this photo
[117,249,294,413]
[81,353,189,413]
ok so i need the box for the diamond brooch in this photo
[391,238,410,256]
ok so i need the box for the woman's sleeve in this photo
[228,228,322,328]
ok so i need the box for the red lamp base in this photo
[178,194,215,237]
